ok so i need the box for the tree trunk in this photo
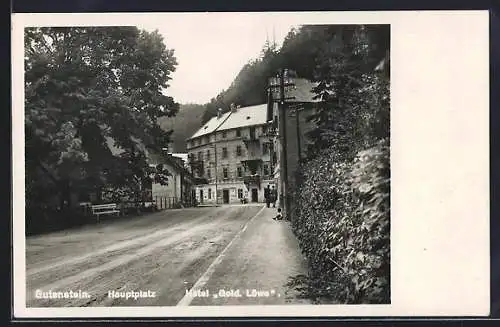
[96,186,103,204]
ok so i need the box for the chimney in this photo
[217,108,222,119]
[230,103,238,113]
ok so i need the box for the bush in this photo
[291,137,390,304]
[25,206,90,235]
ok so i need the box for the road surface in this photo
[26,204,310,307]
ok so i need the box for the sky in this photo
[137,13,299,105]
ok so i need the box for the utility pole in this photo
[268,69,295,219]
[296,109,301,163]
[289,104,305,163]
[279,69,289,218]
[212,107,230,206]
[214,140,218,205]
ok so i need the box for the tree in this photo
[25,27,179,213]
[305,25,390,161]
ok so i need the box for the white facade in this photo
[193,179,275,205]
[149,160,184,208]
[187,104,276,205]
[151,169,182,200]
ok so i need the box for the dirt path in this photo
[25,204,310,307]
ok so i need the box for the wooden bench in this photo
[91,203,120,222]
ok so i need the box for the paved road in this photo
[26,204,310,307]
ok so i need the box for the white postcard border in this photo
[12,10,490,318]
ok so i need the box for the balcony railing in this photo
[193,177,209,185]
[241,155,263,162]
[242,135,259,147]
[188,158,204,165]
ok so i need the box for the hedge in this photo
[290,137,390,304]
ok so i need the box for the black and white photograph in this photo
[12,11,490,318]
[23,16,391,308]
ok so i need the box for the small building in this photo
[186,104,276,205]
[147,152,195,208]
[105,137,195,208]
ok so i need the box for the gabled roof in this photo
[188,111,231,140]
[217,104,267,131]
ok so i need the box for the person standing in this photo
[264,185,271,208]
[271,186,278,208]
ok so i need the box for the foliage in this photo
[284,24,390,304]
[291,138,390,304]
[306,25,390,161]
[25,27,179,230]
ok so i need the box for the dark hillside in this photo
[158,103,205,152]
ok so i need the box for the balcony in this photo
[240,154,262,162]
[188,159,204,169]
[240,157,262,173]
[193,177,209,185]
[243,174,261,189]
[242,134,259,148]
[188,159,205,179]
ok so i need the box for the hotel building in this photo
[186,104,277,205]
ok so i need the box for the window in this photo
[199,160,204,175]
[197,151,202,161]
[237,166,243,177]
[249,127,256,139]
[262,125,268,135]
[222,147,228,158]
[223,167,229,179]
[236,129,241,137]
[237,189,243,199]
[236,145,242,156]
[263,164,269,176]
[206,150,210,160]
[208,188,212,199]
[222,131,227,138]
[262,143,269,155]
[207,168,211,178]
